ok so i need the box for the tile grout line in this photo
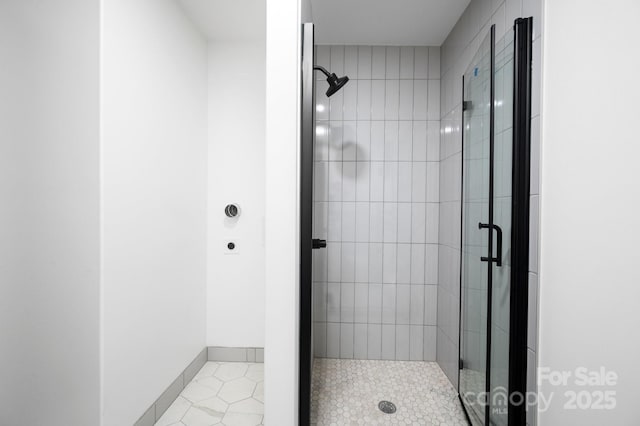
[351,45,359,359]
[323,46,331,358]
[409,47,417,361]
[365,45,373,361]
[333,46,343,359]
[377,46,387,361]
[343,45,355,359]
[392,46,400,362]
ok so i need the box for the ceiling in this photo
[178,0,265,41]
[309,0,470,46]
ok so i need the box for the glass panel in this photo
[489,30,515,425]
[460,31,492,426]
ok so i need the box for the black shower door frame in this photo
[299,22,315,426]
[507,17,533,426]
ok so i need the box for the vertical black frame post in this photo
[299,22,315,426]
[508,17,533,426]
[458,75,467,422]
[484,24,497,426]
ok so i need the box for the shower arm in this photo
[313,65,332,78]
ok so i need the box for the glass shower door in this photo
[459,18,533,426]
[459,29,492,426]
[489,31,515,425]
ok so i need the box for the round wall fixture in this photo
[225,204,240,218]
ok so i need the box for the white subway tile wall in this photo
[313,45,440,362]
[438,1,542,425]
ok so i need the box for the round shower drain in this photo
[378,400,397,414]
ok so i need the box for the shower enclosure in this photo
[298,21,446,425]
[459,18,533,425]
[299,23,352,424]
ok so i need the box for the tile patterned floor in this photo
[155,362,263,426]
[310,359,468,425]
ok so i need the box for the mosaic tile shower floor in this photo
[310,359,468,425]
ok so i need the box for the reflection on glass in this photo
[489,30,515,426]
[460,26,517,426]
[460,30,492,426]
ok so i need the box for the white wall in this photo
[101,0,208,424]
[0,1,101,425]
[264,0,302,424]
[538,0,640,424]
[207,40,266,348]
[302,0,312,22]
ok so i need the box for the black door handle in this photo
[478,223,503,267]
[312,239,327,249]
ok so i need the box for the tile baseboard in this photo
[134,347,207,426]
[208,346,264,363]
[133,346,264,426]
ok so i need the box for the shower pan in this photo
[459,18,533,426]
